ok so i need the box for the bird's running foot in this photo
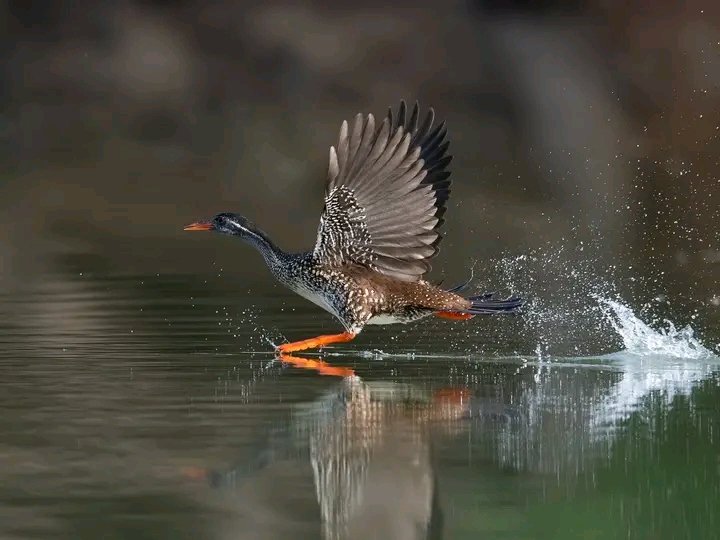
[275,331,356,353]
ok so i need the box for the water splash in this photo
[491,296,718,475]
[480,242,718,358]
[478,246,622,356]
[596,296,715,360]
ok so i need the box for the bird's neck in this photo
[240,227,286,267]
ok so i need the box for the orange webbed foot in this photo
[275,331,356,353]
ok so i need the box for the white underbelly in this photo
[367,310,434,326]
[366,314,408,325]
[293,285,340,319]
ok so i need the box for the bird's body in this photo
[278,259,470,331]
[185,101,522,352]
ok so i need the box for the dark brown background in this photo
[1,0,718,305]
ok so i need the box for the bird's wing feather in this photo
[313,101,452,281]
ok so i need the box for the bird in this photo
[184,101,522,353]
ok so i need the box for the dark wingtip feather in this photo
[414,108,435,143]
[408,101,419,133]
[424,140,450,164]
[428,155,452,174]
[397,100,407,129]
[467,295,524,314]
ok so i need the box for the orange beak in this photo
[183,221,214,231]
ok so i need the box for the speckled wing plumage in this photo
[313,101,452,282]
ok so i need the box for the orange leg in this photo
[276,331,357,353]
[435,311,475,321]
[277,352,356,378]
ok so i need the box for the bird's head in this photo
[184,213,256,237]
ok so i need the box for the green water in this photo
[1,274,718,539]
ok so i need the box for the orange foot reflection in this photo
[276,352,356,378]
[431,387,472,420]
[180,465,209,481]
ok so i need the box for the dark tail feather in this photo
[446,278,476,294]
[466,293,523,315]
[445,261,477,293]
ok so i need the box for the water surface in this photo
[1,273,718,539]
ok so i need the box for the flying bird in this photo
[185,101,522,352]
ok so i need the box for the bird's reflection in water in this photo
[201,353,503,540]
[279,352,478,539]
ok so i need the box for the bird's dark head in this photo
[184,213,256,236]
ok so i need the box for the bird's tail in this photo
[440,263,522,314]
[466,292,524,315]
[435,292,524,320]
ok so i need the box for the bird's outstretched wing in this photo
[313,101,452,281]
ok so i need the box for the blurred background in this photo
[1,0,717,304]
